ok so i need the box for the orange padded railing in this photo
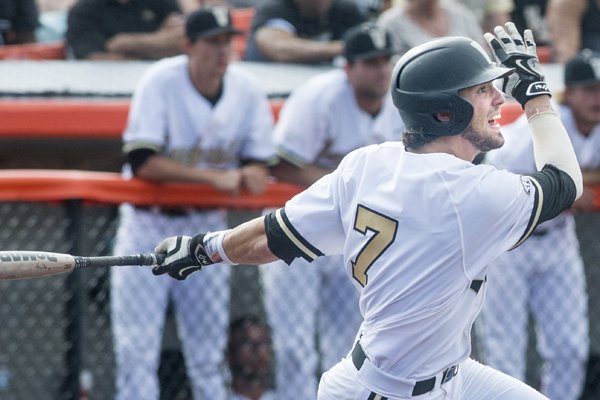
[0,170,302,209]
[0,170,597,210]
[0,41,66,60]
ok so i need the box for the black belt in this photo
[351,342,458,397]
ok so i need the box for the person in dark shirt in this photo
[0,0,38,45]
[66,0,184,60]
[244,0,367,63]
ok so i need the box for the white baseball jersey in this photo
[266,142,545,396]
[488,104,600,175]
[480,105,598,400]
[274,69,404,169]
[123,55,275,170]
[113,55,275,400]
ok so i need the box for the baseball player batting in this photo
[151,24,582,400]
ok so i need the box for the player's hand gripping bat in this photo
[0,251,166,280]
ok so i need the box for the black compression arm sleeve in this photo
[127,148,157,176]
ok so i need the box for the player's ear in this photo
[182,37,194,54]
[433,111,453,123]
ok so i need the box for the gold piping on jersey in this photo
[511,176,543,250]
[275,209,319,261]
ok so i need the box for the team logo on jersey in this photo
[520,176,532,195]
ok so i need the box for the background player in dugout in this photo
[260,22,404,400]
[150,23,583,399]
[479,48,600,400]
[227,315,276,400]
[110,6,275,400]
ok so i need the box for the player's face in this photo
[346,55,393,102]
[186,33,233,79]
[459,81,505,152]
[564,83,600,132]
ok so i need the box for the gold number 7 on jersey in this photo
[351,205,398,287]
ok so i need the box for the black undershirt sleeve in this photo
[529,164,577,224]
[127,148,157,176]
[264,209,323,265]
[512,164,577,248]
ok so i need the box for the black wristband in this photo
[189,233,214,266]
[513,80,551,108]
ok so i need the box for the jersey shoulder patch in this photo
[520,175,532,195]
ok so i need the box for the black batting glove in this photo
[152,234,214,280]
[484,22,551,108]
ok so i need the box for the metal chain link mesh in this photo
[0,201,599,399]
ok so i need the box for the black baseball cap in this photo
[343,23,394,62]
[185,6,242,41]
[564,49,600,87]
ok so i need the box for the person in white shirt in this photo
[479,48,600,400]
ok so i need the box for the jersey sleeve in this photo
[122,68,169,153]
[459,166,538,276]
[264,170,346,264]
[274,84,328,167]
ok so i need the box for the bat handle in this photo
[73,253,167,270]
[154,253,166,265]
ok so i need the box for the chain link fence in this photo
[0,200,599,400]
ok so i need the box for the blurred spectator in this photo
[66,0,185,60]
[260,23,403,400]
[227,316,275,400]
[0,0,39,45]
[547,0,600,63]
[456,0,514,33]
[244,0,367,63]
[377,0,484,57]
[110,7,275,400]
[479,49,600,400]
[511,0,551,47]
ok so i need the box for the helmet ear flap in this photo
[395,90,474,136]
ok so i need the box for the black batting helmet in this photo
[391,37,513,136]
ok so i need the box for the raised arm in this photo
[484,23,583,198]
[254,27,343,64]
